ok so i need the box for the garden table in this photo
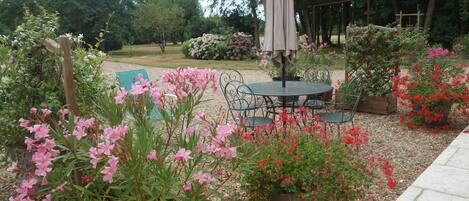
[239,81,333,110]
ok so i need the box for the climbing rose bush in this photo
[7,68,256,200]
[392,47,469,130]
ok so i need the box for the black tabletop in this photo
[240,81,333,97]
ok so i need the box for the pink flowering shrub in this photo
[7,68,254,200]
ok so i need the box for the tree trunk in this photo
[302,9,313,45]
[160,31,166,53]
[424,0,436,31]
[249,0,261,50]
[390,0,400,15]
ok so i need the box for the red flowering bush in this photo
[392,47,469,129]
[240,109,396,200]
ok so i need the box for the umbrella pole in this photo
[281,55,286,110]
[281,55,286,88]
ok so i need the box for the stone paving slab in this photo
[397,125,469,201]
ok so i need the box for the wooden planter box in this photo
[335,92,397,115]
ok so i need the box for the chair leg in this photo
[337,124,341,138]
[351,120,355,128]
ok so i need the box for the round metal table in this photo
[239,81,333,110]
[241,81,332,97]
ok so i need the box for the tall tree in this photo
[424,0,436,31]
[132,0,184,53]
[208,0,262,50]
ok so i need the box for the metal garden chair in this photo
[115,69,165,121]
[302,67,332,112]
[219,70,266,117]
[223,80,273,129]
[317,84,362,135]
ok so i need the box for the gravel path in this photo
[102,61,467,200]
[0,61,465,200]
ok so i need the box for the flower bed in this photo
[5,66,397,200]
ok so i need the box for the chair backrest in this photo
[219,70,244,94]
[303,66,331,85]
[115,69,150,91]
[222,80,260,125]
[335,85,363,121]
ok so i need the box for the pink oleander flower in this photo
[58,108,69,118]
[30,108,37,114]
[97,142,114,156]
[103,125,128,143]
[75,117,95,128]
[101,156,119,183]
[259,59,269,69]
[24,138,35,151]
[194,171,215,185]
[88,147,100,168]
[31,152,53,176]
[18,118,30,128]
[73,126,87,140]
[115,90,128,104]
[214,147,237,159]
[215,124,236,141]
[131,83,147,96]
[182,182,192,192]
[184,127,196,136]
[41,109,52,118]
[173,148,193,162]
[135,73,144,80]
[150,87,163,108]
[147,150,157,160]
[29,124,49,140]
[15,178,37,197]
[35,138,56,154]
[195,111,206,120]
[7,162,18,172]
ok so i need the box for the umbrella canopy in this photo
[262,0,298,87]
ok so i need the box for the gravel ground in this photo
[0,61,466,200]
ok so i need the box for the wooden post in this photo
[58,36,78,114]
[416,7,421,30]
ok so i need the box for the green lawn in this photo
[107,44,346,70]
[107,44,468,70]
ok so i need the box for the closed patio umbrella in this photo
[262,0,298,88]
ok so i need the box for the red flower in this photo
[413,96,424,103]
[450,92,459,100]
[387,178,396,189]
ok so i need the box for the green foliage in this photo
[181,40,190,57]
[455,35,469,55]
[132,0,184,49]
[398,29,428,66]
[0,8,110,162]
[346,25,420,96]
[241,132,371,200]
[0,0,135,51]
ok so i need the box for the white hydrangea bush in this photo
[186,34,227,60]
